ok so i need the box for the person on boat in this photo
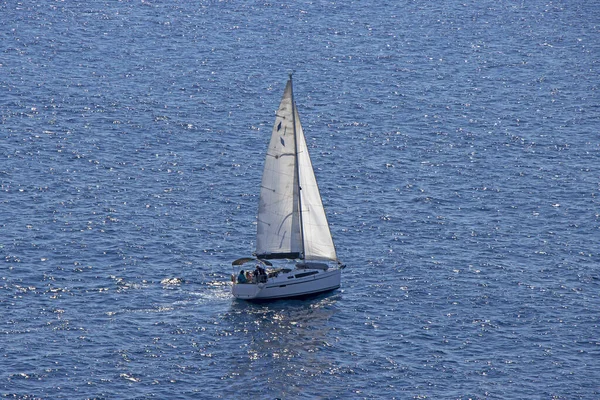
[237,270,247,284]
[245,271,253,283]
[255,265,267,283]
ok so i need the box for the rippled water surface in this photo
[1,1,599,399]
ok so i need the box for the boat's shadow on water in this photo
[220,290,343,397]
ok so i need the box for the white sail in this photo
[256,80,302,258]
[255,77,336,262]
[294,104,337,261]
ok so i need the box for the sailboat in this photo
[231,74,345,300]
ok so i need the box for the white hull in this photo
[232,268,341,300]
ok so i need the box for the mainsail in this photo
[255,77,337,262]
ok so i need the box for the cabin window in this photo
[294,271,318,279]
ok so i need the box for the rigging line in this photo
[290,74,305,260]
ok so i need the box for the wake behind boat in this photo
[231,75,345,300]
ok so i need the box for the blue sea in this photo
[1,1,599,398]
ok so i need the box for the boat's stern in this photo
[231,282,264,300]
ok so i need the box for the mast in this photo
[290,73,305,260]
